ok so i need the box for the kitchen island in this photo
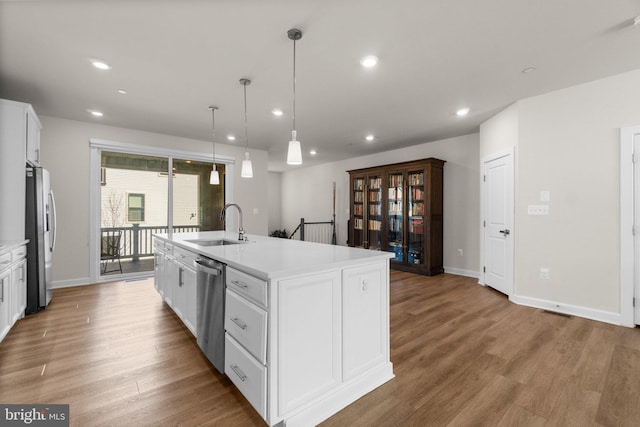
[154,231,394,427]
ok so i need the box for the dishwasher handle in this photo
[194,259,222,276]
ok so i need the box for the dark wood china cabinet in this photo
[348,158,444,276]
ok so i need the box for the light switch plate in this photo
[528,205,549,215]
[540,191,550,202]
[539,268,550,279]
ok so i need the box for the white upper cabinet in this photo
[26,108,42,166]
[0,99,41,241]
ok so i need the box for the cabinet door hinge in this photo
[633,297,636,307]
[483,220,486,227]
[483,175,486,182]
[483,266,486,273]
[633,153,638,164]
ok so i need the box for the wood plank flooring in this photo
[1,272,639,426]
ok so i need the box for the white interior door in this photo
[634,134,640,322]
[483,152,514,296]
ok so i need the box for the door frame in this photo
[480,147,515,295]
[88,138,235,283]
[620,125,638,327]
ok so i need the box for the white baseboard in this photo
[52,272,154,290]
[52,277,93,289]
[282,362,394,427]
[443,266,480,279]
[509,294,622,326]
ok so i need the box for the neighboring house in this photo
[100,167,199,229]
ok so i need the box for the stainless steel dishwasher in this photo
[194,256,225,374]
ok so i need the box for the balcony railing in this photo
[289,218,336,245]
[101,224,200,261]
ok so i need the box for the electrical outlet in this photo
[458,249,463,256]
[539,268,550,279]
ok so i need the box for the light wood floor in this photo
[1,272,639,426]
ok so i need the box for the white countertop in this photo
[155,231,392,280]
[0,240,29,255]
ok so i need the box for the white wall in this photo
[268,171,282,234]
[281,133,481,276]
[480,68,640,320]
[39,115,269,284]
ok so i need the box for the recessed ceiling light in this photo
[227,135,236,141]
[91,60,111,70]
[272,108,283,116]
[309,149,317,155]
[88,110,104,117]
[117,89,127,94]
[522,66,536,74]
[360,55,378,68]
[456,108,470,117]
[365,134,375,142]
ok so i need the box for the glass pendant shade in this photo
[287,130,302,165]
[209,167,220,185]
[241,151,253,178]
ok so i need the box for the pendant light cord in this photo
[292,37,296,132]
[243,82,249,152]
[209,106,217,170]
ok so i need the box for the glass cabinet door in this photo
[352,177,365,247]
[367,176,382,249]
[387,172,403,261]
[407,170,425,265]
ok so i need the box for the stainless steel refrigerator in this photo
[25,166,56,314]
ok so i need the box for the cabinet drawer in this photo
[174,246,197,267]
[225,289,267,364]
[11,246,26,261]
[225,333,267,418]
[226,267,267,307]
[155,240,173,254]
[0,253,11,270]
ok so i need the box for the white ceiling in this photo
[1,1,639,171]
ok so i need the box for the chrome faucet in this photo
[220,203,244,241]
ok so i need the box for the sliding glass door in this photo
[96,147,228,279]
[172,158,225,233]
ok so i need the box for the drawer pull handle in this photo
[231,317,247,330]
[231,280,248,289]
[230,364,247,382]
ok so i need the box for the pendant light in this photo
[240,78,253,178]
[287,28,303,165]
[208,106,220,185]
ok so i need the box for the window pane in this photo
[172,159,225,233]
[128,194,143,208]
[101,151,168,276]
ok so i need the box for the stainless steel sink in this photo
[185,239,242,247]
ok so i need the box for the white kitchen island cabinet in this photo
[154,232,394,427]
[153,239,197,336]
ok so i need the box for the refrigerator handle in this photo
[49,190,57,252]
